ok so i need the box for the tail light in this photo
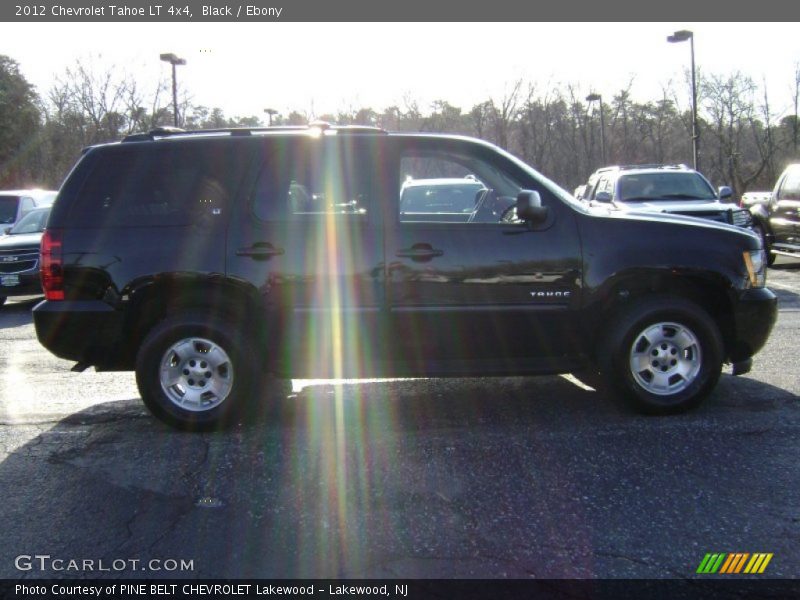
[40,229,64,300]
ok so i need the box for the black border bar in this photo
[2,579,800,600]
[1,0,797,22]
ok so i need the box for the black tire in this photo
[0,296,6,308]
[753,223,776,266]
[135,312,257,431]
[599,296,723,415]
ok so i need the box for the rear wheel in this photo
[136,312,256,430]
[600,296,723,414]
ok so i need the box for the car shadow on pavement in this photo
[0,373,797,579]
[0,297,39,329]
[768,259,800,307]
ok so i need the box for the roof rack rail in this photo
[122,125,306,142]
[309,121,387,134]
[122,123,388,142]
[331,125,389,134]
[600,163,690,171]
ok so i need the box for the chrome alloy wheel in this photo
[628,322,702,396]
[159,337,234,412]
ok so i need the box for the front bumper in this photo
[33,300,126,367]
[0,270,42,297]
[728,287,778,363]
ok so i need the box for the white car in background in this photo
[0,189,57,232]
[740,191,771,209]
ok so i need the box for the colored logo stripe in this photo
[697,553,726,574]
[744,553,774,574]
[697,553,773,574]
[720,553,749,574]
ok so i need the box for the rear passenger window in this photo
[72,142,247,226]
[251,140,372,222]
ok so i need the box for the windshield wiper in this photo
[619,196,657,202]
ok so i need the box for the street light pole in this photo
[667,30,699,171]
[586,93,606,165]
[160,53,186,128]
[264,108,278,126]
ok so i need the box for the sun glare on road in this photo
[290,378,415,394]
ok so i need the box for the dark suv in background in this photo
[581,164,752,229]
[33,125,777,429]
[749,163,800,265]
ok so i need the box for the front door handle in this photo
[236,243,285,259]
[396,244,444,262]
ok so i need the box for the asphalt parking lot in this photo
[0,258,798,580]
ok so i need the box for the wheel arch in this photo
[120,275,266,368]
[749,205,774,238]
[585,269,737,363]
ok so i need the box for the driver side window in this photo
[399,153,520,224]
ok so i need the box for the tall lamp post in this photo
[667,29,699,171]
[585,93,606,165]
[160,53,186,128]
[264,108,278,126]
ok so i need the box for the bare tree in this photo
[702,71,772,193]
[12,51,797,195]
[487,79,522,150]
[468,101,492,140]
[757,78,779,184]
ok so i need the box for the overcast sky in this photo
[5,22,800,121]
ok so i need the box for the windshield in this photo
[616,172,717,202]
[8,208,50,235]
[0,196,20,224]
[486,143,590,212]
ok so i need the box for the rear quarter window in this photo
[251,138,374,222]
[69,140,249,227]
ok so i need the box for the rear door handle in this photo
[236,243,285,259]
[396,244,444,261]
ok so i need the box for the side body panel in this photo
[225,136,388,377]
[383,137,585,375]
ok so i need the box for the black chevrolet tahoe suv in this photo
[34,125,778,429]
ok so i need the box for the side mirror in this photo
[2,227,10,235]
[516,190,548,223]
[595,191,612,203]
[718,186,733,201]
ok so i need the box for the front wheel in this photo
[600,296,723,415]
[136,313,256,430]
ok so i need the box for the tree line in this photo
[2,54,799,196]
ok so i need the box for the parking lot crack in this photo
[592,549,685,577]
[181,432,211,493]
